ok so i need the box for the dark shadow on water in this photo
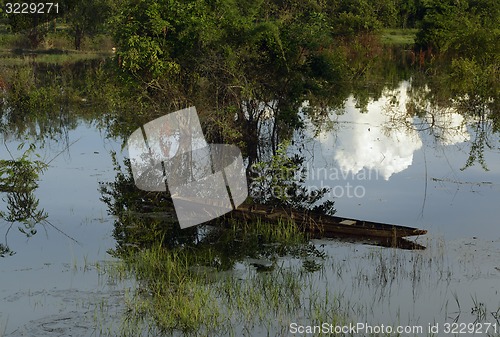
[311,234,427,250]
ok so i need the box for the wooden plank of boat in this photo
[232,203,427,239]
[166,196,427,239]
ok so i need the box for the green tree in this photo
[416,0,499,60]
[110,0,349,159]
[331,0,382,34]
[396,0,424,28]
[64,0,113,50]
[5,3,59,48]
[1,143,48,257]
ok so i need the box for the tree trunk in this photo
[28,15,41,49]
[74,25,83,50]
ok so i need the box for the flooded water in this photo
[245,80,500,336]
[0,125,127,336]
[1,60,499,336]
[295,80,500,239]
[285,80,500,334]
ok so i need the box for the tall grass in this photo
[106,241,351,336]
[380,29,418,45]
[110,245,224,335]
[102,228,499,337]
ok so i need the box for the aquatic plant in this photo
[0,142,48,256]
[249,142,336,215]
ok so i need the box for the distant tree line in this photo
[0,0,497,50]
[1,0,497,141]
[0,0,497,168]
[0,0,114,49]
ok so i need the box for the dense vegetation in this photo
[1,1,498,333]
[1,0,498,209]
[1,0,498,206]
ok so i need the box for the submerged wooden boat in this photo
[231,203,427,239]
[158,195,427,239]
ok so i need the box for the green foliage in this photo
[0,65,77,116]
[111,0,349,89]
[333,0,383,34]
[64,0,113,50]
[4,1,61,48]
[116,244,223,334]
[0,142,48,256]
[0,66,66,140]
[249,142,335,215]
[100,150,327,334]
[449,57,498,171]
[414,0,499,155]
[396,0,424,28]
[461,122,490,171]
[416,0,500,60]
[450,58,498,104]
[380,28,417,45]
[108,0,354,150]
[98,153,190,256]
[0,143,47,192]
[0,61,118,141]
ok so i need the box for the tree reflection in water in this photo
[0,143,48,256]
[99,152,330,271]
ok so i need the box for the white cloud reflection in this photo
[312,81,470,180]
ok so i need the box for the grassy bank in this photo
[380,28,417,45]
[0,29,114,65]
[101,218,350,336]
[100,232,500,337]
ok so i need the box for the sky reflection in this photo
[295,80,500,239]
[315,81,471,180]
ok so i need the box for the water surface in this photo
[1,66,499,336]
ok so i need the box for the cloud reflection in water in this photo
[313,81,470,180]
